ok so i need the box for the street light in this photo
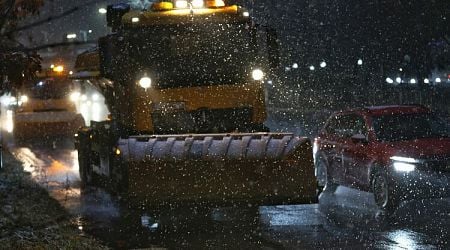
[396,77,402,84]
[309,65,315,71]
[320,61,327,68]
[357,59,363,65]
[98,8,107,14]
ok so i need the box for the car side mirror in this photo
[351,134,368,144]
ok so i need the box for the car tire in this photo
[325,179,338,193]
[372,171,399,214]
[320,155,338,193]
[315,152,328,190]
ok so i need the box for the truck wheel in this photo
[78,138,94,187]
[372,171,399,214]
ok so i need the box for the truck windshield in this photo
[372,113,450,142]
[27,78,72,99]
[127,22,257,88]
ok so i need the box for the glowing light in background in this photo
[5,110,14,133]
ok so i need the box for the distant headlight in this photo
[192,0,204,8]
[139,76,152,89]
[9,96,17,105]
[252,69,264,81]
[70,92,81,102]
[20,95,28,103]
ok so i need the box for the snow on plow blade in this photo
[14,112,85,140]
[119,133,318,207]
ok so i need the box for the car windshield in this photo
[27,78,72,99]
[372,113,450,142]
[127,22,257,88]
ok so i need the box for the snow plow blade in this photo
[118,133,318,208]
[13,112,85,140]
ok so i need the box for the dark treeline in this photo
[231,0,449,113]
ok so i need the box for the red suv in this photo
[314,105,450,213]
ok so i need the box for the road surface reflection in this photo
[1,95,449,249]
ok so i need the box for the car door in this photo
[342,114,371,189]
[320,115,347,185]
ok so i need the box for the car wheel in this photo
[324,159,339,193]
[372,171,399,214]
[315,152,328,188]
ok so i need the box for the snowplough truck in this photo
[74,0,317,208]
[13,66,85,142]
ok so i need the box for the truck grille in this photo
[152,107,253,134]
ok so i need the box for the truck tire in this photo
[77,131,95,188]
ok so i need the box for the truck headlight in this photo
[70,92,81,102]
[139,76,152,89]
[252,69,264,81]
[20,95,29,103]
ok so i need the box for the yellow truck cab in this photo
[13,65,85,141]
[75,1,280,135]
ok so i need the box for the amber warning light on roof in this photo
[152,0,226,11]
[53,65,64,73]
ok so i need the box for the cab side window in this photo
[333,114,367,138]
[325,115,340,135]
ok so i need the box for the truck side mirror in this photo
[266,27,281,70]
[107,3,130,31]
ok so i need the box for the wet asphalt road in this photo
[5,141,450,249]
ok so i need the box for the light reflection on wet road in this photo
[1,98,449,249]
[5,143,450,249]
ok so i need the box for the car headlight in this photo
[70,92,81,102]
[139,76,152,89]
[393,162,416,172]
[252,69,264,81]
[390,156,419,173]
[20,95,28,103]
